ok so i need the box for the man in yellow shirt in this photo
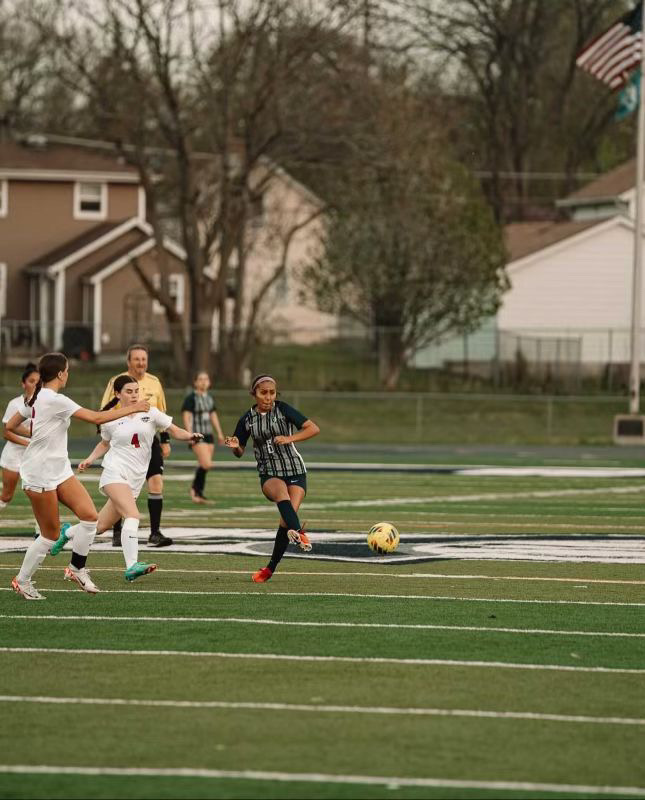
[101,344,172,548]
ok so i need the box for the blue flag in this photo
[615,69,640,120]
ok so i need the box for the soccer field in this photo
[0,468,644,799]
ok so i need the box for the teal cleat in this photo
[124,561,157,582]
[50,523,72,556]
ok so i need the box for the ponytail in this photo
[96,396,119,434]
[28,379,43,408]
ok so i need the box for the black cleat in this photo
[148,531,173,547]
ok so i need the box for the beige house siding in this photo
[99,250,189,352]
[232,168,336,344]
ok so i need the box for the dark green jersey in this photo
[233,400,308,477]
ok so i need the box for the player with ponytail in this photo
[0,363,40,524]
[224,374,320,583]
[6,352,150,600]
[53,374,204,581]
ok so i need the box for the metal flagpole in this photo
[629,0,645,414]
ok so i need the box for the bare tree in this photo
[37,0,355,381]
[402,0,633,221]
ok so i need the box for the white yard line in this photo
[0,563,643,583]
[2,614,642,638]
[0,587,640,606]
[0,694,643,726]
[0,765,642,796]
[215,484,645,513]
[1,647,642,674]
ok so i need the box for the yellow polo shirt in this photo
[101,371,167,412]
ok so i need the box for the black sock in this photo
[268,526,289,572]
[148,495,163,535]
[193,467,207,495]
[71,552,87,569]
[276,500,301,532]
[113,518,122,535]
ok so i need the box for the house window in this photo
[74,181,107,220]
[152,273,185,315]
[0,263,7,317]
[0,180,7,218]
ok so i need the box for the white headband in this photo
[251,375,276,393]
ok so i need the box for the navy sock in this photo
[148,495,163,535]
[193,467,207,495]
[276,500,301,532]
[268,526,289,572]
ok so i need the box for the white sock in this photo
[0,500,7,511]
[17,535,53,582]
[68,520,97,557]
[121,517,140,568]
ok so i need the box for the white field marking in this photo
[214,484,645,514]
[0,563,643,584]
[0,766,643,797]
[2,647,644,674]
[1,694,644,727]
[0,587,640,607]
[3,614,643,638]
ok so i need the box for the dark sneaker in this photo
[148,531,173,547]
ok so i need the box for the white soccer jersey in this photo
[18,388,81,490]
[101,408,172,486]
[0,395,29,471]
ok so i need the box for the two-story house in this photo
[0,134,189,358]
[0,134,337,362]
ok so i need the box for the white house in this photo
[415,159,643,372]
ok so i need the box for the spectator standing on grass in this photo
[101,344,173,548]
[181,371,225,504]
[7,352,149,599]
[52,374,203,581]
[224,374,320,583]
[0,364,40,533]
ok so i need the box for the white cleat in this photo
[64,566,100,594]
[11,576,45,600]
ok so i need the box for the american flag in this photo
[576,3,643,90]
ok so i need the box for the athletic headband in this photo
[250,374,276,393]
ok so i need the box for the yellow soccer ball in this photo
[367,522,400,554]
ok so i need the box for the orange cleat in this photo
[252,567,273,583]
[287,527,312,552]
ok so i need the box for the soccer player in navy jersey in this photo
[224,374,320,583]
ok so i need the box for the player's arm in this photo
[224,417,249,457]
[78,439,110,471]
[3,417,30,445]
[182,411,193,433]
[73,400,150,425]
[166,423,203,444]
[5,410,29,434]
[210,410,225,443]
[273,403,320,445]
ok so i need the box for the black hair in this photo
[28,352,68,407]
[193,370,210,384]
[96,374,138,433]
[21,362,39,384]
[250,374,277,395]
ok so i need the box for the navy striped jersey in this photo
[181,391,216,436]
[233,401,308,477]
